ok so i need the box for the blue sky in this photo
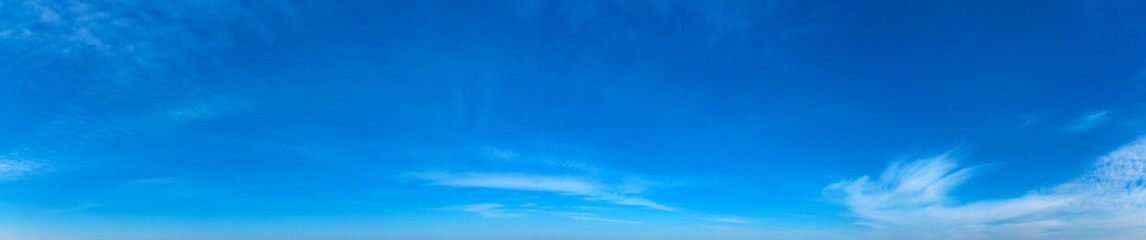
[2,0,1146,239]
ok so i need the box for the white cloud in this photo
[506,0,836,47]
[135,177,176,185]
[702,217,757,224]
[414,172,598,194]
[443,203,628,224]
[480,145,601,173]
[826,137,1146,239]
[412,172,676,211]
[1064,111,1110,132]
[0,156,44,181]
[570,216,642,224]
[539,211,599,217]
[703,225,740,230]
[5,0,295,57]
[48,202,101,214]
[443,203,526,218]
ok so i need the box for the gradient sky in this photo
[3,0,1146,239]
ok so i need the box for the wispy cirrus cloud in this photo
[0,155,46,181]
[702,217,757,224]
[571,216,642,224]
[1064,110,1110,132]
[3,0,296,59]
[411,172,676,211]
[442,203,525,218]
[3,1,259,181]
[441,202,643,224]
[505,0,837,48]
[47,202,101,214]
[826,137,1146,239]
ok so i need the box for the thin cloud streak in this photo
[571,216,642,224]
[442,202,627,224]
[1064,110,1110,132]
[703,217,757,224]
[442,203,525,218]
[826,137,1146,239]
[0,156,45,181]
[412,172,677,211]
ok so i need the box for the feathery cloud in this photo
[1064,111,1110,132]
[443,203,525,218]
[571,216,642,224]
[0,156,45,181]
[441,202,636,225]
[826,137,1146,239]
[412,172,676,211]
[702,217,757,224]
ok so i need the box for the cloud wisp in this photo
[1064,111,1110,132]
[702,217,757,224]
[412,172,676,211]
[570,216,642,224]
[826,137,1146,239]
[441,203,526,218]
[439,203,639,224]
[0,156,45,181]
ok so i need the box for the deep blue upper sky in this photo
[2,1,1146,239]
